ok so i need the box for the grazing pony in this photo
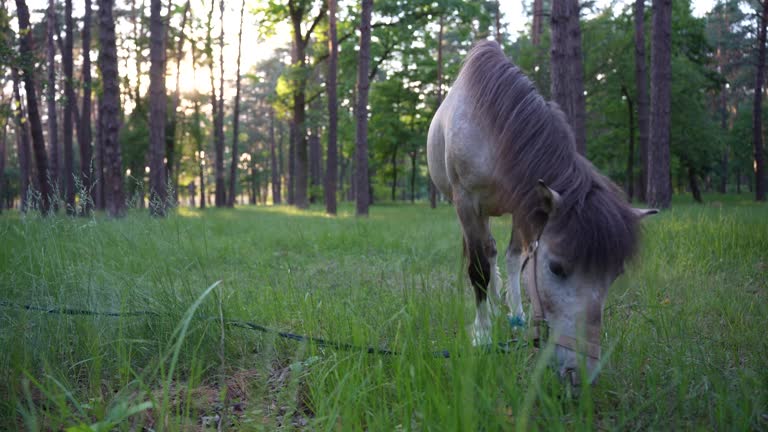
[427,41,656,384]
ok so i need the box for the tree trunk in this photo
[532,0,544,46]
[0,120,5,213]
[290,11,309,209]
[550,0,587,155]
[495,0,502,44]
[97,0,126,217]
[169,0,190,196]
[355,0,373,216]
[148,0,167,216]
[634,0,649,202]
[753,0,768,201]
[215,0,226,207]
[62,0,75,212]
[688,164,703,203]
[95,97,105,209]
[622,86,635,201]
[279,120,286,203]
[16,0,52,214]
[647,0,672,209]
[269,109,281,204]
[46,0,59,203]
[79,0,94,215]
[325,0,338,214]
[12,69,31,211]
[227,0,245,207]
[309,130,320,203]
[430,15,444,209]
[390,147,398,201]
[288,121,295,204]
[205,0,218,208]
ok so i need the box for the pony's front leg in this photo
[505,230,526,328]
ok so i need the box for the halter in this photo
[520,236,602,380]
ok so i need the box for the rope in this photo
[0,300,520,359]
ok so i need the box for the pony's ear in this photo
[536,179,562,216]
[632,208,659,219]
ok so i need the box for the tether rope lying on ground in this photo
[0,299,522,359]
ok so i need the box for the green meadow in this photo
[0,198,766,430]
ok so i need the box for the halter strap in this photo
[520,237,602,362]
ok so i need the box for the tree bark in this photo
[12,70,30,211]
[63,0,75,212]
[622,86,635,201]
[288,120,295,204]
[687,164,703,203]
[355,0,373,215]
[647,0,672,209]
[309,129,321,203]
[753,0,768,201]
[288,0,327,209]
[97,0,126,217]
[634,0,649,202]
[550,0,587,155]
[0,119,5,212]
[532,0,544,46]
[269,108,281,204]
[16,0,52,213]
[95,97,105,209]
[169,0,190,196]
[148,0,168,216]
[430,15,444,209]
[228,0,245,207]
[215,0,226,207]
[79,0,94,214]
[325,0,338,214]
[46,0,59,202]
[495,0,502,44]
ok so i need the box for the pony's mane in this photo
[458,40,639,273]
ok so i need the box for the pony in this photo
[427,40,656,385]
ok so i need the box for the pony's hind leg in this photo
[455,195,499,346]
[505,228,526,328]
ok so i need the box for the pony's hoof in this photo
[471,329,492,347]
[507,314,526,329]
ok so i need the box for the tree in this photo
[647,0,672,208]
[634,0,649,202]
[97,0,126,217]
[288,0,328,209]
[355,0,373,216]
[325,0,338,214]
[753,0,768,201]
[270,108,281,204]
[11,68,31,212]
[79,0,94,214]
[168,0,190,197]
[63,0,75,212]
[16,0,52,213]
[148,0,167,216]
[228,0,246,207]
[215,0,226,207]
[46,0,59,202]
[550,0,587,155]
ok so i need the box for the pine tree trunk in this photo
[495,0,502,44]
[169,0,190,197]
[95,97,105,209]
[148,0,167,216]
[270,109,281,204]
[290,9,309,209]
[97,0,126,217]
[325,0,338,214]
[753,0,768,201]
[79,0,93,214]
[288,122,295,204]
[227,0,245,207]
[430,15,444,209]
[532,0,544,46]
[46,0,59,202]
[688,164,703,203]
[550,0,586,155]
[309,130,320,203]
[16,0,52,213]
[0,121,5,213]
[215,0,226,207]
[622,86,635,201]
[63,0,75,212]
[647,0,672,209]
[12,68,30,211]
[355,0,373,216]
[635,0,649,202]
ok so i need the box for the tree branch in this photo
[303,2,328,46]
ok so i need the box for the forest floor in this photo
[0,195,766,430]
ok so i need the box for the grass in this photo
[0,197,766,430]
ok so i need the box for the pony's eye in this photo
[548,261,567,278]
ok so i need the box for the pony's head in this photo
[523,180,657,386]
